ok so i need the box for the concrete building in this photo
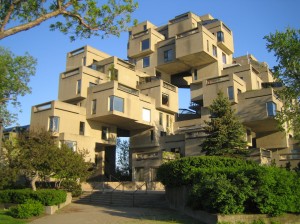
[30,12,299,182]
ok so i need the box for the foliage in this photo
[0,0,138,41]
[60,180,82,197]
[264,28,300,138]
[0,47,37,126]
[0,189,67,206]
[115,138,131,180]
[0,210,27,224]
[8,199,44,219]
[157,156,300,216]
[201,92,247,157]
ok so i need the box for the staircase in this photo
[74,190,168,208]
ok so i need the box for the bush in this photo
[0,189,67,206]
[9,199,44,219]
[60,180,82,197]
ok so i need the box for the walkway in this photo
[29,203,201,224]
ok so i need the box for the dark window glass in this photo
[164,49,173,62]
[217,31,224,42]
[109,96,124,112]
[267,101,277,117]
[141,39,150,51]
[228,86,234,100]
[143,56,150,68]
[49,116,59,132]
[79,122,85,135]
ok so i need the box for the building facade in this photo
[30,12,299,182]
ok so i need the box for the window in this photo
[135,167,144,181]
[194,69,198,81]
[162,93,169,106]
[217,31,224,42]
[228,86,234,100]
[79,122,85,135]
[102,126,109,140]
[207,40,209,52]
[82,57,86,66]
[63,140,77,152]
[150,167,158,181]
[142,108,151,122]
[159,112,163,125]
[89,82,97,87]
[76,79,81,94]
[164,49,173,62]
[143,56,150,68]
[166,114,170,128]
[49,116,59,132]
[160,131,166,137]
[108,68,118,81]
[150,130,154,141]
[212,45,217,57]
[91,99,97,114]
[141,39,150,51]
[222,53,227,64]
[266,102,277,117]
[109,96,124,113]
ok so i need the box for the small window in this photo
[63,140,77,152]
[109,96,124,113]
[217,31,224,42]
[82,57,86,66]
[143,56,150,68]
[91,99,97,114]
[102,127,109,140]
[49,116,60,132]
[142,108,151,122]
[159,112,163,125]
[207,40,209,52]
[79,122,85,135]
[266,102,277,117]
[76,79,81,94]
[228,86,234,100]
[164,49,173,62]
[143,25,147,30]
[166,114,170,128]
[212,45,217,57]
[222,53,227,64]
[141,39,150,51]
[150,130,154,141]
[194,69,198,81]
[162,93,169,106]
[160,131,166,137]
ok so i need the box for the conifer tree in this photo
[201,91,248,157]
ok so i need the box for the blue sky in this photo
[1,0,299,127]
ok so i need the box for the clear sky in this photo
[1,0,299,127]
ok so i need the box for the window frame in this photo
[228,86,234,100]
[76,79,81,95]
[142,108,151,122]
[163,49,173,62]
[141,39,150,51]
[79,121,85,135]
[143,56,150,68]
[266,101,277,117]
[49,116,60,132]
[109,96,124,113]
[91,99,97,114]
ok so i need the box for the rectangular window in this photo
[49,116,59,132]
[164,49,173,62]
[91,99,97,114]
[228,86,234,100]
[222,53,227,64]
[159,112,163,125]
[62,140,77,152]
[207,40,209,52]
[142,108,151,122]
[135,167,144,181]
[162,93,169,106]
[141,39,150,51]
[143,56,150,68]
[217,31,224,42]
[212,45,217,57]
[150,130,154,141]
[109,96,124,113]
[102,127,109,140]
[79,122,85,135]
[266,102,277,117]
[194,69,198,81]
[150,167,158,181]
[166,114,170,128]
[76,79,81,94]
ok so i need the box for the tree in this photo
[264,28,300,138]
[0,0,138,41]
[0,47,37,126]
[201,92,247,157]
[115,138,131,180]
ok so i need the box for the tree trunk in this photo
[30,173,39,191]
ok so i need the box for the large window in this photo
[266,101,277,117]
[109,96,124,113]
[217,31,224,42]
[76,79,81,94]
[164,49,173,62]
[102,126,109,140]
[143,56,150,68]
[141,39,150,51]
[91,99,97,114]
[142,108,151,122]
[228,86,234,100]
[49,116,59,132]
[79,122,85,135]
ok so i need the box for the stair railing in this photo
[132,181,147,207]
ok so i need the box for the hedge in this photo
[0,189,67,206]
[9,199,44,219]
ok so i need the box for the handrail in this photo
[132,182,147,207]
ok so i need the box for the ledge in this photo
[44,193,72,215]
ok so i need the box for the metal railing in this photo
[132,181,147,207]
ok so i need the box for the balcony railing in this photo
[206,75,229,85]
[177,28,198,39]
[279,153,300,161]
[163,81,176,92]
[118,83,139,96]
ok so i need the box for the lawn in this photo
[0,210,28,224]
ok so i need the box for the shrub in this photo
[60,180,82,197]
[9,199,44,219]
[35,189,66,206]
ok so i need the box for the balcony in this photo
[175,26,217,67]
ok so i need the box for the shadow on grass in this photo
[0,210,27,224]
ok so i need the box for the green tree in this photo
[0,47,37,126]
[115,138,131,180]
[201,91,247,156]
[264,28,300,138]
[0,0,138,41]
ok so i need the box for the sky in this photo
[1,0,300,127]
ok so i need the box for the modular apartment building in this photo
[30,12,299,182]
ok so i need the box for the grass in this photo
[0,210,28,224]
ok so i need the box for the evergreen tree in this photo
[201,91,248,157]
